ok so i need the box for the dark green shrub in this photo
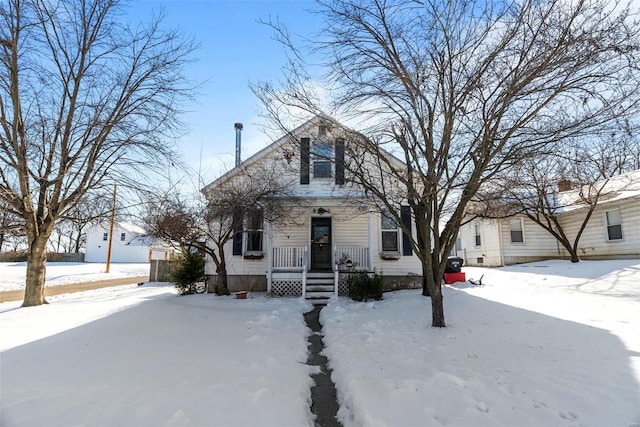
[347,272,383,302]
[170,249,205,295]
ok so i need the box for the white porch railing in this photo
[272,246,307,270]
[334,247,369,271]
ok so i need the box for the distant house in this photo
[84,222,153,263]
[459,169,640,266]
[201,115,423,303]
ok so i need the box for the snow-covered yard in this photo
[1,259,639,426]
[0,262,150,292]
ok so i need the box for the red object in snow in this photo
[444,272,466,284]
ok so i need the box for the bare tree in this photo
[147,162,298,295]
[0,200,23,252]
[472,133,640,262]
[64,191,113,253]
[254,0,640,326]
[0,0,196,306]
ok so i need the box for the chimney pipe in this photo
[234,123,243,166]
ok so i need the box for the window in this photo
[381,210,399,252]
[510,219,524,243]
[605,209,623,241]
[246,210,263,252]
[313,141,332,178]
[120,232,126,241]
[103,232,108,241]
[475,224,481,246]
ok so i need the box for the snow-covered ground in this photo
[0,262,150,292]
[1,259,639,426]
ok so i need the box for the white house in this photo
[201,116,423,302]
[84,222,152,263]
[459,169,640,266]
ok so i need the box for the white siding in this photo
[558,198,640,259]
[459,219,502,266]
[500,217,563,264]
[84,224,150,263]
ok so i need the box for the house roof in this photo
[118,222,147,235]
[201,114,408,193]
[556,168,640,213]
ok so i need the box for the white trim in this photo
[509,218,525,244]
[604,208,624,242]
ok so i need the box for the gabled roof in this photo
[556,168,640,213]
[91,222,147,235]
[201,114,408,193]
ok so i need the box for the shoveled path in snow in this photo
[0,276,148,303]
[305,305,342,427]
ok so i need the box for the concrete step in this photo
[306,285,334,292]
[305,291,335,299]
[307,272,334,279]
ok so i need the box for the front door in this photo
[311,217,332,271]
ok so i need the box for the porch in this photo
[268,246,371,303]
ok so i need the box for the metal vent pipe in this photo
[234,122,243,166]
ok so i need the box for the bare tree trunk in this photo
[424,268,445,327]
[215,266,230,295]
[430,286,445,328]
[23,238,48,306]
[421,259,431,297]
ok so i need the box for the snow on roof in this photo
[556,169,640,213]
[201,113,408,194]
[118,222,147,235]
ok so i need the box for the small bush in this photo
[170,249,205,295]
[347,272,383,302]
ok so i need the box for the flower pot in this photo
[235,291,248,299]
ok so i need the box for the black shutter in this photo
[401,205,413,256]
[300,137,310,185]
[335,139,345,185]
[232,209,243,255]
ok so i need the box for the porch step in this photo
[306,278,334,285]
[306,285,334,292]
[305,273,335,305]
[305,291,334,305]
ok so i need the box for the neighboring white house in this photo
[201,116,423,302]
[460,169,640,266]
[84,222,152,263]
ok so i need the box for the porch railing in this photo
[271,246,369,271]
[334,247,369,271]
[272,246,306,270]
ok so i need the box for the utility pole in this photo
[106,184,116,273]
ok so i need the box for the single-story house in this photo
[459,169,640,266]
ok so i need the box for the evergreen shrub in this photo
[170,249,205,295]
[347,272,383,302]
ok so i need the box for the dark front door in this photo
[311,217,332,271]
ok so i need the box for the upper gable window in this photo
[313,141,333,179]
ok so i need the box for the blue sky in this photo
[130,0,322,189]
